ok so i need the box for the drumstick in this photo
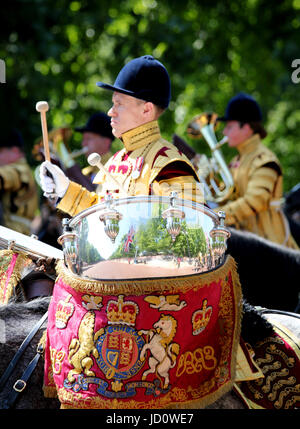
[87,152,128,196]
[36,101,57,201]
[35,101,50,161]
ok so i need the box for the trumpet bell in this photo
[187,112,218,138]
[186,112,234,204]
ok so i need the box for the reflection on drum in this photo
[58,193,231,280]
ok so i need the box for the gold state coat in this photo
[217,134,297,249]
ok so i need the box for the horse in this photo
[0,296,298,410]
[0,297,60,409]
[226,228,300,313]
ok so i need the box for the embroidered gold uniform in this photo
[0,157,38,234]
[57,121,202,217]
[217,134,298,249]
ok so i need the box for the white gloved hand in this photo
[39,161,70,199]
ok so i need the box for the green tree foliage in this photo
[77,218,101,263]
[111,217,207,259]
[1,0,299,191]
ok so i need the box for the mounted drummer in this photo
[0,128,38,235]
[39,55,202,216]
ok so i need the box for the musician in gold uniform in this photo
[0,129,38,235]
[39,60,264,406]
[217,92,298,249]
[39,55,202,216]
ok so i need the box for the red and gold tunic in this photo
[58,121,203,217]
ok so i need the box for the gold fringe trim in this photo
[57,378,236,409]
[55,255,238,296]
[224,260,242,390]
[0,250,32,304]
[43,385,58,399]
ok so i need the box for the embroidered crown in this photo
[55,294,74,329]
[107,295,139,326]
[192,299,212,335]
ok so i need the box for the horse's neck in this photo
[0,298,49,343]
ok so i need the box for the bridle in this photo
[0,264,54,409]
[0,311,48,409]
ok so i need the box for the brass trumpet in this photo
[187,112,234,204]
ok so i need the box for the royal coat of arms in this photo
[43,256,242,409]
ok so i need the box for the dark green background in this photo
[1,0,299,192]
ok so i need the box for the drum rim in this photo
[69,195,219,228]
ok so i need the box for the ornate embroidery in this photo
[67,292,103,383]
[50,347,66,375]
[144,295,187,311]
[260,360,281,375]
[139,314,180,390]
[176,345,217,377]
[238,328,300,409]
[192,299,212,335]
[43,256,243,409]
[55,294,74,329]
[107,295,138,326]
[96,324,145,383]
[268,376,296,400]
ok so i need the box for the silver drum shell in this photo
[63,196,230,280]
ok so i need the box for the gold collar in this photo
[121,121,161,151]
[236,133,261,155]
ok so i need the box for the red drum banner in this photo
[43,255,242,409]
[0,249,32,304]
